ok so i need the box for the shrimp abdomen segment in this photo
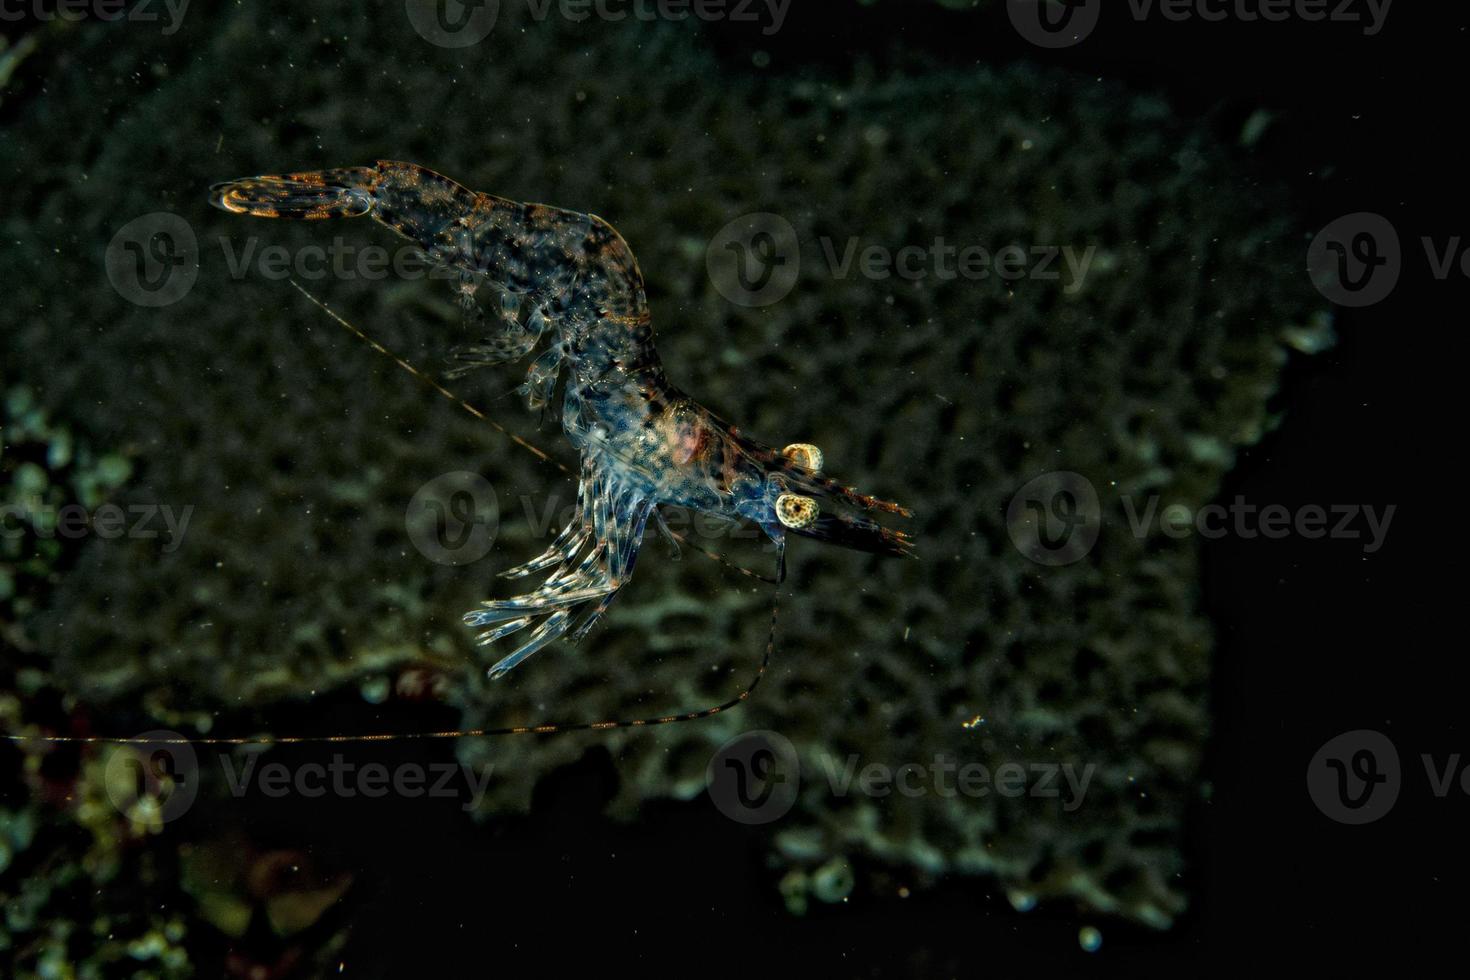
[209,160,646,318]
[208,166,382,220]
[210,161,481,224]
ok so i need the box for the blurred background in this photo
[0,1,1455,976]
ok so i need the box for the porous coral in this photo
[0,1,1328,928]
[1,377,192,978]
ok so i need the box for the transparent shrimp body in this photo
[210,160,913,679]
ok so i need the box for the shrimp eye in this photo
[782,442,824,472]
[775,493,819,530]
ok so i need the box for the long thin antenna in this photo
[4,282,781,745]
[289,279,567,474]
[3,599,779,745]
[289,281,777,586]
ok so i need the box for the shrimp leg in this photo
[463,457,652,678]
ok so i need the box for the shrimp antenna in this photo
[288,281,778,586]
[3,281,781,746]
[288,279,568,474]
[2,600,778,745]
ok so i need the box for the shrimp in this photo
[209,161,914,681]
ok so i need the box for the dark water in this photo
[0,2,1454,976]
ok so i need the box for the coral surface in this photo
[0,1,1328,939]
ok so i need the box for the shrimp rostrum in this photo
[210,161,914,680]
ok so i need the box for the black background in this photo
[1,1,1458,976]
[347,4,1455,975]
